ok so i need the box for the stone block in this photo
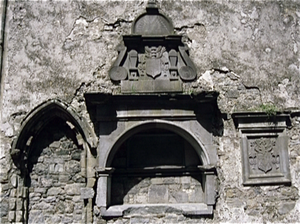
[9,198,16,210]
[50,215,62,223]
[34,188,47,194]
[62,215,74,223]
[33,163,47,175]
[16,198,23,210]
[151,177,163,185]
[121,80,182,93]
[1,183,10,191]
[31,201,53,210]
[72,196,81,203]
[74,208,84,214]
[72,173,86,183]
[80,187,95,199]
[59,174,70,182]
[0,200,8,217]
[49,141,60,148]
[64,202,74,213]
[65,160,81,175]
[181,176,190,184]
[65,184,81,196]
[171,191,188,203]
[138,178,151,188]
[9,189,16,197]
[149,185,168,203]
[136,194,147,204]
[10,174,18,188]
[182,183,191,189]
[44,196,57,203]
[189,187,204,203]
[47,187,65,196]
[54,164,64,172]
[71,152,81,161]
[278,202,296,215]
[49,164,55,173]
[73,214,82,222]
[15,211,23,222]
[130,217,151,224]
[163,177,176,184]
[8,211,15,222]
[169,184,180,191]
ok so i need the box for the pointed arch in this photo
[10,99,98,223]
[12,99,97,155]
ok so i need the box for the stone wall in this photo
[111,176,204,205]
[27,119,85,223]
[0,1,300,223]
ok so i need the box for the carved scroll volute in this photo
[178,46,197,81]
[109,45,128,81]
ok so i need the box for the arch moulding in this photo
[85,93,220,218]
[102,120,212,168]
[10,99,98,223]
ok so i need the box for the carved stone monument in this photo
[109,1,197,93]
[233,112,291,185]
[84,1,220,218]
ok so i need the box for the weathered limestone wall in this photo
[27,119,85,223]
[111,176,204,205]
[0,1,300,223]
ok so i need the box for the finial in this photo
[147,0,158,9]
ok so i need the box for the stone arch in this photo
[96,120,217,218]
[10,99,97,223]
[104,120,211,168]
[12,99,97,156]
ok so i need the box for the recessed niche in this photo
[110,129,203,206]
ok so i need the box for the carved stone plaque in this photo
[108,0,197,93]
[248,137,280,174]
[233,113,291,186]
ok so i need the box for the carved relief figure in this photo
[249,137,280,173]
[145,46,168,79]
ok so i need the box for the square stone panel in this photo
[232,112,291,186]
[241,132,291,185]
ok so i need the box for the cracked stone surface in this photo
[0,1,300,223]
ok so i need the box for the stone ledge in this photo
[100,203,212,218]
[121,80,183,93]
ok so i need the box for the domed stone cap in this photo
[132,0,174,35]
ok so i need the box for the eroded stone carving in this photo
[108,1,197,93]
[232,112,291,185]
[248,137,280,173]
[132,0,173,36]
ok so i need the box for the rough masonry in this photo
[0,1,299,223]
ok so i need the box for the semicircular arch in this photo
[104,120,210,167]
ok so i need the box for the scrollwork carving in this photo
[248,137,279,173]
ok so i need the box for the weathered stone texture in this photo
[0,0,300,223]
[25,121,85,223]
[111,176,204,205]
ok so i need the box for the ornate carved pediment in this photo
[109,1,197,93]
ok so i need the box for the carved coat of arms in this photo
[145,46,166,79]
[249,137,279,173]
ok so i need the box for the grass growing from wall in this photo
[258,103,278,119]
